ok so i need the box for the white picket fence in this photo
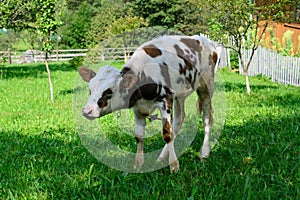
[240,46,300,86]
[215,46,230,69]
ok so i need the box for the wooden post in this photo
[226,48,231,70]
[56,49,59,62]
[123,47,125,63]
[8,48,11,64]
[101,51,105,61]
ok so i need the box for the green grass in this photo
[0,63,299,199]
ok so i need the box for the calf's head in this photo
[78,66,121,120]
[78,66,138,120]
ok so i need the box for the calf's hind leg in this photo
[197,76,214,160]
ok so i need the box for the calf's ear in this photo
[121,74,138,90]
[78,67,96,82]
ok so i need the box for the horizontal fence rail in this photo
[0,49,89,64]
[0,48,139,64]
[240,46,300,86]
[98,47,137,62]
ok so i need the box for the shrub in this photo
[68,56,84,67]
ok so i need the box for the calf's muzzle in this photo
[82,106,97,120]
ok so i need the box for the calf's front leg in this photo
[133,113,146,170]
[158,97,185,162]
[159,96,179,173]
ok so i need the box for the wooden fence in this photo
[240,46,300,86]
[0,49,89,64]
[1,44,299,86]
[0,48,139,64]
[0,46,228,66]
[216,46,230,69]
[98,47,137,62]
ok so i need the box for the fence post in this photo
[101,51,105,61]
[8,48,11,64]
[124,47,128,63]
[56,49,59,62]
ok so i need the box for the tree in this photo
[0,0,37,31]
[35,0,65,103]
[173,0,211,35]
[108,16,148,36]
[0,30,19,50]
[126,0,209,35]
[1,0,65,102]
[59,1,95,48]
[207,0,294,94]
[65,0,102,10]
[86,0,125,47]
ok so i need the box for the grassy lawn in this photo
[0,62,299,199]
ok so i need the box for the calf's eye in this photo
[103,88,113,98]
[97,88,113,108]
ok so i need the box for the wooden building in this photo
[255,0,300,54]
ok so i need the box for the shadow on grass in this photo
[58,88,75,95]
[1,69,299,198]
[225,82,300,108]
[188,114,300,197]
[266,92,300,107]
[0,115,299,198]
[224,82,278,93]
[0,128,108,198]
[0,62,77,80]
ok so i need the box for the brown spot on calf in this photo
[174,43,198,87]
[180,38,201,55]
[162,119,172,143]
[209,51,218,66]
[174,44,196,73]
[143,44,162,58]
[209,51,218,74]
[180,38,203,65]
[159,62,171,88]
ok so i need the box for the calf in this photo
[78,35,218,173]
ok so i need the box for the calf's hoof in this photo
[200,145,210,161]
[169,160,179,173]
[134,155,144,170]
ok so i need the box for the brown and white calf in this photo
[78,35,218,173]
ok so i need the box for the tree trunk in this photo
[226,48,231,70]
[244,69,251,95]
[45,52,54,103]
[238,49,251,95]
